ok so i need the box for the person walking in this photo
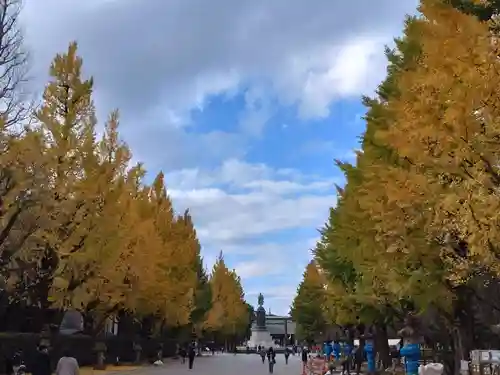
[187,342,196,370]
[179,345,187,364]
[267,347,276,374]
[284,347,290,364]
[31,345,51,375]
[55,350,79,375]
[390,344,400,373]
[341,341,353,375]
[301,346,309,375]
[260,347,266,364]
[3,350,14,375]
[354,341,365,375]
[324,341,332,361]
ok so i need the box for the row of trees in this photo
[292,0,500,373]
[0,0,251,342]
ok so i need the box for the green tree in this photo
[449,0,500,21]
[242,302,255,341]
[290,260,326,343]
[191,257,212,337]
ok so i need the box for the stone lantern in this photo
[133,341,142,364]
[93,341,107,370]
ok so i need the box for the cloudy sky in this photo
[21,0,417,315]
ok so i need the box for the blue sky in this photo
[22,0,418,315]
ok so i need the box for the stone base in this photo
[247,329,274,348]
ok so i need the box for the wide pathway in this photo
[138,352,304,375]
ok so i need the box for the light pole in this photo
[284,317,288,346]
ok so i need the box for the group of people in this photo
[2,347,79,375]
[307,338,405,375]
[324,340,358,375]
[256,346,294,374]
[298,340,360,375]
[176,342,197,369]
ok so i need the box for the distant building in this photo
[265,314,296,346]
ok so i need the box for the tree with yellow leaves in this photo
[315,177,409,367]
[204,252,248,348]
[0,122,51,303]
[360,0,500,363]
[132,172,199,328]
[311,0,500,371]
[0,35,244,338]
[28,42,201,335]
[374,0,500,280]
[312,10,432,366]
[33,43,140,319]
[32,44,166,334]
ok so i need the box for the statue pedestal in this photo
[248,328,274,348]
[250,294,274,348]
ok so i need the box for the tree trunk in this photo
[450,286,475,375]
[375,323,391,369]
[450,327,462,375]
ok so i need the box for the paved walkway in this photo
[135,353,304,375]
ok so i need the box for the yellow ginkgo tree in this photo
[204,252,248,348]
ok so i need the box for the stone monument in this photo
[247,293,274,348]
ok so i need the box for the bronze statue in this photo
[255,293,266,329]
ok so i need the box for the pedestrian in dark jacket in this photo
[267,347,276,374]
[301,346,309,374]
[260,348,266,363]
[284,347,290,364]
[187,342,196,369]
[4,354,14,375]
[31,346,51,375]
[179,346,187,364]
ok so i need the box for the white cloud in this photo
[234,261,282,279]
[230,238,316,279]
[280,37,388,118]
[171,187,335,244]
[164,158,340,193]
[164,159,337,245]
[21,0,416,137]
[248,285,297,300]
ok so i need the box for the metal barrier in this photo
[470,350,500,375]
[307,357,326,375]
